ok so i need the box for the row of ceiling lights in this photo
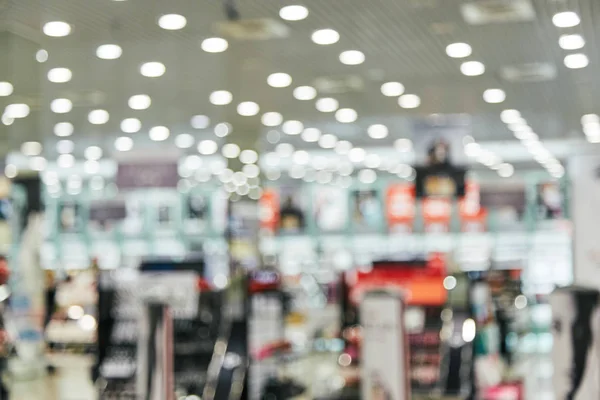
[445,42,506,104]
[552,11,589,69]
[464,138,514,178]
[32,2,423,158]
[500,110,564,178]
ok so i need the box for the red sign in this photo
[347,256,447,306]
[259,189,279,233]
[459,180,487,232]
[422,197,452,233]
[386,183,416,233]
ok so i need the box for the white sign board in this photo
[360,290,409,400]
[570,155,600,287]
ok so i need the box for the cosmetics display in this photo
[96,256,223,399]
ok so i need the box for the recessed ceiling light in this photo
[198,139,218,155]
[57,154,75,168]
[96,44,122,60]
[582,114,600,125]
[498,163,514,178]
[30,157,47,172]
[267,73,292,88]
[21,141,42,156]
[394,138,413,152]
[158,14,187,30]
[149,126,170,141]
[240,150,258,164]
[279,5,309,21]
[583,123,600,137]
[0,82,13,96]
[190,115,210,129]
[201,37,228,53]
[54,122,74,137]
[3,164,17,179]
[368,124,389,139]
[315,97,339,112]
[5,103,30,118]
[335,140,353,155]
[282,120,304,135]
[516,131,538,141]
[56,139,74,154]
[121,118,141,133]
[214,122,232,137]
[348,147,366,163]
[587,135,600,144]
[175,133,195,149]
[115,136,133,152]
[275,143,294,157]
[128,94,152,110]
[318,133,338,149]
[222,143,241,158]
[1,115,13,126]
[381,82,405,97]
[500,109,521,124]
[84,146,102,160]
[460,61,485,76]
[47,67,72,83]
[564,53,589,69]
[559,34,585,50]
[302,127,321,142]
[552,11,580,28]
[398,94,421,109]
[311,29,339,45]
[50,98,73,113]
[445,42,472,58]
[339,50,365,65]
[358,169,377,184]
[88,109,109,124]
[43,21,71,37]
[36,49,49,63]
[261,112,283,126]
[335,108,357,123]
[237,101,260,116]
[210,90,233,105]
[185,155,203,170]
[293,86,317,100]
[140,62,166,77]
[483,88,506,104]
[293,150,310,165]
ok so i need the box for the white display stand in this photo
[360,289,410,400]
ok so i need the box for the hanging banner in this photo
[386,183,416,234]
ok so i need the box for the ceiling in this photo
[0,0,598,176]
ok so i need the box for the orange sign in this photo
[422,197,452,233]
[386,183,416,232]
[259,189,279,232]
[348,258,447,306]
[459,180,487,232]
